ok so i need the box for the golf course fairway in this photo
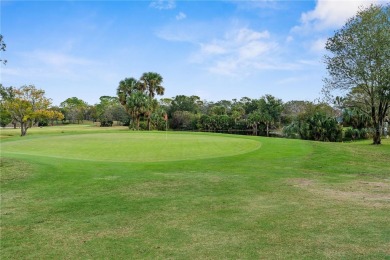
[0,127,389,259]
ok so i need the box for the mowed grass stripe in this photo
[1,128,389,259]
[0,132,261,162]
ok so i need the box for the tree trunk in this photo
[373,125,381,144]
[266,123,269,137]
[136,117,140,130]
[20,122,28,136]
[253,124,257,136]
[371,105,381,145]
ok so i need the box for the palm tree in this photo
[126,91,149,130]
[139,72,165,130]
[117,77,141,127]
[116,77,139,109]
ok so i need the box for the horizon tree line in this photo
[1,4,389,142]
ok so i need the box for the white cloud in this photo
[157,21,305,76]
[238,41,272,59]
[233,28,270,43]
[150,0,176,10]
[208,59,239,76]
[310,37,327,53]
[294,0,386,32]
[176,12,186,20]
[11,50,101,82]
[286,36,294,43]
[205,27,274,60]
[191,27,289,76]
[26,50,93,67]
[200,42,227,55]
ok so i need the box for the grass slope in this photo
[1,126,389,259]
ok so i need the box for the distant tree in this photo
[243,98,259,115]
[36,109,65,126]
[139,72,165,130]
[86,105,98,122]
[0,34,6,65]
[159,98,173,112]
[115,72,166,130]
[2,85,51,136]
[214,100,232,112]
[151,106,168,130]
[231,104,245,123]
[212,115,234,131]
[246,95,283,136]
[323,4,390,144]
[283,102,342,142]
[117,78,139,109]
[171,111,198,130]
[94,96,127,126]
[281,100,310,125]
[0,106,12,127]
[60,97,88,124]
[209,105,226,116]
[258,95,283,136]
[169,95,201,116]
[247,111,262,135]
[0,84,13,127]
[126,91,149,130]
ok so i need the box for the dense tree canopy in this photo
[283,102,342,142]
[324,4,390,144]
[60,97,88,124]
[117,74,165,130]
[1,85,52,136]
[95,96,128,126]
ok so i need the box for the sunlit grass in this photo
[1,127,389,259]
[1,132,260,162]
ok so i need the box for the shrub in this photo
[38,120,49,127]
[100,120,113,127]
[344,127,371,141]
[284,112,342,142]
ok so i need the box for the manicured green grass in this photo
[1,132,260,162]
[1,126,389,259]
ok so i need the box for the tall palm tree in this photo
[139,72,165,130]
[116,77,139,109]
[117,77,140,127]
[126,91,149,130]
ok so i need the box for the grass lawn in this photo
[1,126,389,259]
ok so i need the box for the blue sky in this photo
[1,0,389,105]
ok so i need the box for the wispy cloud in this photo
[233,0,282,10]
[310,37,327,53]
[176,12,186,20]
[157,21,302,76]
[150,0,176,10]
[156,21,219,42]
[191,27,286,76]
[10,49,104,82]
[25,50,94,68]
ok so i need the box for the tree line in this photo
[0,4,389,143]
[1,82,386,143]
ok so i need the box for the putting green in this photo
[1,132,261,162]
